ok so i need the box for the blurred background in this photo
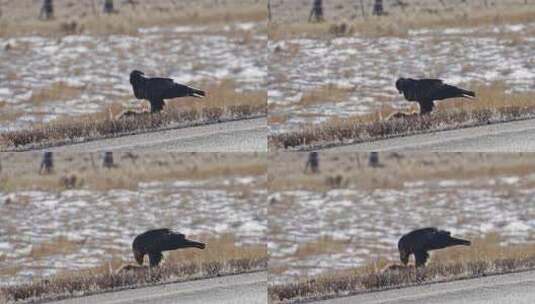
[0,152,267,285]
[0,0,267,131]
[268,0,535,133]
[268,152,535,284]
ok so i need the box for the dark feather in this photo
[398,227,470,267]
[132,228,206,267]
[395,78,475,115]
[129,70,205,113]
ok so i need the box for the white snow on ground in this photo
[269,175,535,284]
[0,22,266,132]
[269,23,535,133]
[0,175,266,285]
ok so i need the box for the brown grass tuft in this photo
[29,236,84,259]
[28,82,85,105]
[297,85,352,107]
[294,236,348,258]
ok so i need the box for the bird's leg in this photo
[150,100,165,113]
[418,101,434,115]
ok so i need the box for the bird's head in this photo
[130,70,145,84]
[399,249,409,265]
[395,78,407,94]
[133,249,144,265]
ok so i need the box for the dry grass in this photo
[0,235,266,304]
[268,234,535,303]
[0,0,266,37]
[268,114,289,126]
[28,236,84,259]
[270,84,535,150]
[294,237,348,258]
[269,3,535,39]
[297,85,352,107]
[172,80,267,112]
[0,153,266,192]
[0,81,266,150]
[28,82,85,105]
[166,234,266,268]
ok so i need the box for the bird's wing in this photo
[160,82,205,99]
[419,228,440,247]
[426,229,459,250]
[166,230,186,240]
[145,78,176,99]
[430,84,475,101]
[143,229,173,250]
[148,252,163,267]
[162,82,195,99]
[419,79,444,86]
[151,77,175,83]
[158,230,185,243]
[416,79,444,100]
[157,230,186,251]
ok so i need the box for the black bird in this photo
[398,227,471,267]
[132,228,206,267]
[129,70,205,113]
[395,78,475,115]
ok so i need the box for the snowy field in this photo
[268,174,535,284]
[0,22,266,131]
[0,175,267,285]
[269,22,535,132]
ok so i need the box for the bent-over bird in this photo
[398,227,471,267]
[132,228,206,267]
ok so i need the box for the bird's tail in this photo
[449,237,471,246]
[184,238,206,249]
[460,88,476,99]
[450,85,476,99]
[190,87,206,98]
